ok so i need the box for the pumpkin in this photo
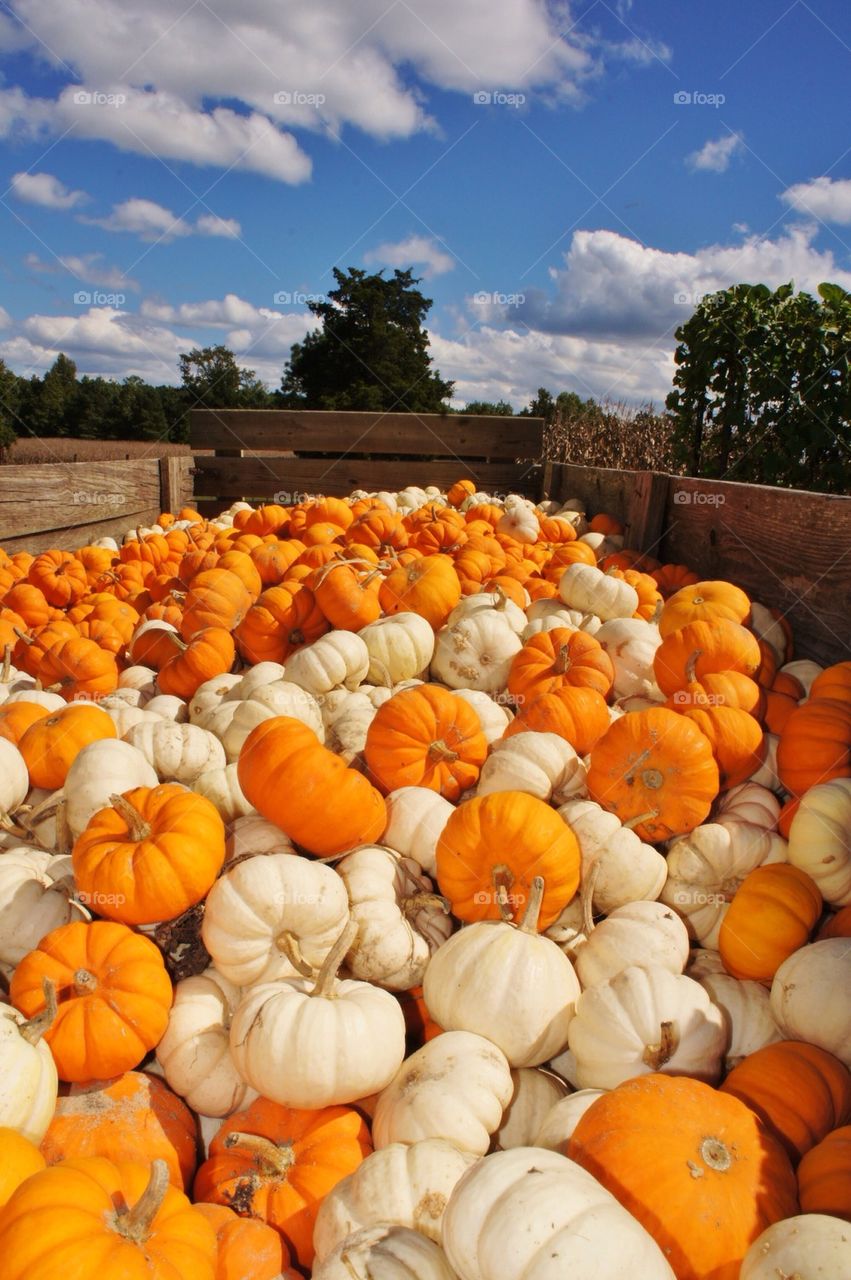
[0,1128,45,1208]
[238,716,387,857]
[491,1069,570,1150]
[40,1071,197,1190]
[740,1214,851,1280]
[532,1089,606,1150]
[698,972,783,1071]
[0,847,85,966]
[193,1203,287,1280]
[283,630,369,695]
[659,579,751,637]
[380,786,454,876]
[156,967,249,1119]
[502,685,610,756]
[358,612,435,685]
[476,731,586,805]
[27,549,88,607]
[719,863,822,982]
[819,904,851,939]
[0,987,58,1143]
[193,762,254,824]
[10,920,172,1082]
[364,684,487,800]
[777,698,851,795]
[0,1156,217,1279]
[194,1096,372,1270]
[0,699,50,745]
[235,584,328,664]
[73,784,226,926]
[35,634,120,700]
[680,703,765,789]
[314,1224,456,1280]
[312,560,383,630]
[436,791,580,929]
[18,704,117,789]
[507,627,614,701]
[770,938,851,1068]
[721,1041,851,1162]
[573,900,689,989]
[797,1125,851,1220]
[124,720,226,785]
[180,568,253,639]
[558,563,639,620]
[569,1074,798,1280]
[810,660,851,703]
[587,707,719,842]
[157,627,235,699]
[654,618,762,695]
[379,554,461,629]
[430,609,522,694]
[556,797,668,914]
[786,777,851,905]
[64,738,159,839]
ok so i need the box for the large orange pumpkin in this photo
[777,698,851,795]
[719,863,821,982]
[364,684,488,800]
[502,685,610,756]
[654,618,762,695]
[379,554,461,629]
[797,1124,851,1219]
[507,628,614,701]
[569,1073,798,1280]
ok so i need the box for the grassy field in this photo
[2,439,194,464]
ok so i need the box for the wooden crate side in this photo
[158,456,194,513]
[0,459,162,542]
[0,508,163,555]
[548,463,640,519]
[189,409,544,459]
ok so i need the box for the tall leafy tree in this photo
[281,268,453,412]
[22,353,78,436]
[0,358,21,449]
[179,345,270,409]
[462,399,515,415]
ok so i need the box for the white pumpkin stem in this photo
[581,860,601,936]
[19,978,57,1045]
[54,797,71,858]
[642,1020,679,1070]
[113,1159,170,1243]
[622,809,660,831]
[0,645,11,683]
[310,920,358,999]
[491,586,508,611]
[109,793,153,842]
[400,892,451,920]
[73,968,99,996]
[275,930,315,978]
[427,739,459,764]
[491,864,516,923]
[222,1132,295,1176]
[519,876,545,933]
[650,598,664,626]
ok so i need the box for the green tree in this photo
[461,399,515,415]
[667,282,851,492]
[0,359,21,449]
[112,377,169,440]
[179,345,269,409]
[522,387,556,422]
[73,377,121,439]
[281,268,453,412]
[22,353,78,436]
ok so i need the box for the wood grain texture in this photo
[0,460,161,540]
[158,456,194,513]
[0,508,162,555]
[189,409,545,459]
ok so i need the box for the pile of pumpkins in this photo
[0,478,849,1280]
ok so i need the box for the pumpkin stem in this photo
[642,1020,679,1069]
[310,920,358,999]
[54,797,71,857]
[12,627,32,646]
[552,643,571,676]
[650,598,664,627]
[19,978,57,1045]
[623,747,652,783]
[73,968,98,996]
[275,930,315,978]
[698,1136,733,1172]
[109,793,152,842]
[491,586,508,611]
[491,863,517,922]
[400,892,451,920]
[222,1132,295,1177]
[1,645,11,682]
[518,876,545,933]
[622,809,660,831]
[427,738,459,764]
[684,651,699,684]
[113,1158,170,1242]
[581,859,601,936]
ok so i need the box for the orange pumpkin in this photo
[215,550,262,598]
[0,1129,45,1208]
[447,478,476,506]
[180,569,253,640]
[379,554,461,629]
[666,668,765,719]
[18,704,117,789]
[502,685,610,756]
[40,1071,198,1190]
[436,790,580,929]
[2,583,52,628]
[721,1041,851,1163]
[238,716,387,858]
[397,985,444,1050]
[586,707,719,842]
[36,634,120,701]
[818,904,851,940]
[364,684,488,800]
[569,1074,798,1280]
[508,628,614,701]
[659,579,751,638]
[654,618,762,695]
[312,559,382,631]
[13,619,78,676]
[250,540,303,586]
[193,1097,372,1270]
[777,698,851,795]
[193,1203,288,1280]
[157,627,236,699]
[679,703,765,789]
[719,863,821,982]
[0,700,50,745]
[73,785,226,926]
[10,920,173,1083]
[797,1124,851,1219]
[235,584,328,665]
[810,661,851,704]
[27,550,88,608]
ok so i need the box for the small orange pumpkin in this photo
[508,628,614,701]
[0,1129,45,1208]
[364,684,488,800]
[18,704,117,789]
[193,1203,288,1280]
[797,1124,851,1219]
[379,554,461,629]
[719,863,822,982]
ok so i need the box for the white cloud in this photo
[687,133,744,174]
[25,252,138,290]
[84,198,242,242]
[195,213,242,238]
[364,235,455,278]
[0,306,11,329]
[9,170,88,208]
[781,176,851,225]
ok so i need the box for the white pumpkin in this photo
[422,878,580,1068]
[0,740,29,820]
[314,1225,456,1280]
[524,599,585,629]
[441,1147,677,1280]
[202,853,350,986]
[0,849,84,965]
[567,964,727,1089]
[283,631,369,695]
[225,814,295,862]
[4,689,65,711]
[431,612,522,694]
[192,763,255,822]
[156,967,249,1117]
[98,687,146,710]
[740,1214,851,1280]
[313,1139,477,1260]
[381,787,454,878]
[118,665,158,697]
[124,720,226,784]
[594,617,663,699]
[748,731,783,792]
[685,947,726,979]
[749,601,791,667]
[324,694,377,768]
[533,1088,606,1150]
[144,693,188,722]
[557,798,667,913]
[475,732,586,806]
[715,781,780,830]
[492,1068,570,1150]
[64,739,159,840]
[226,662,286,698]
[573,900,689,989]
[108,705,163,737]
[239,679,325,738]
[0,991,59,1142]
[188,673,244,723]
[779,659,823,695]
[558,563,638,620]
[543,897,588,960]
[230,922,406,1107]
[787,778,851,905]
[359,613,435,685]
[770,939,851,1068]
[336,845,453,990]
[452,689,511,744]
[698,972,782,1071]
[497,495,539,544]
[372,1030,512,1155]
[197,699,277,762]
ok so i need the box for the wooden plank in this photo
[192,456,542,502]
[661,476,851,667]
[0,507,162,555]
[158,456,193,514]
[189,409,544,459]
[548,463,638,520]
[0,460,161,541]
[624,471,670,560]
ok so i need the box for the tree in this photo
[523,387,556,423]
[281,268,453,412]
[112,377,169,441]
[22,353,78,436]
[462,399,515,415]
[667,282,851,492]
[0,359,21,450]
[179,345,269,410]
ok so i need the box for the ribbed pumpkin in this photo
[364,684,488,800]
[157,627,235,699]
[234,584,328,664]
[659,579,751,638]
[569,1073,798,1280]
[180,569,253,640]
[680,703,765,789]
[312,560,382,631]
[810,661,851,704]
[654,618,762,696]
[0,1129,45,1208]
[193,1097,372,1270]
[379,554,461,629]
[238,716,386,857]
[0,700,50,745]
[193,1203,289,1280]
[721,1041,851,1162]
[18,704,117,789]
[502,685,610,756]
[27,550,88,607]
[36,634,119,700]
[777,698,851,796]
[507,627,614,701]
[719,864,822,982]
[436,790,580,929]
[797,1125,851,1219]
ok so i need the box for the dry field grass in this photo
[2,438,195,465]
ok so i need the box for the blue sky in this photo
[1,0,850,408]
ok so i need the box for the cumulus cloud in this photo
[84,198,241,242]
[687,132,744,174]
[781,176,851,225]
[364,235,455,278]
[9,171,88,208]
[195,214,242,238]
[25,252,138,290]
